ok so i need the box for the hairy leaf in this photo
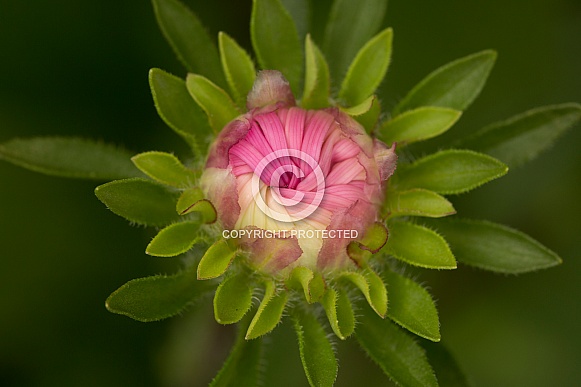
[433,218,562,273]
[458,103,581,167]
[0,137,140,180]
[186,74,240,134]
[293,310,338,387]
[152,0,225,87]
[95,178,180,227]
[146,221,200,257]
[356,306,438,387]
[396,149,508,194]
[386,220,456,269]
[322,0,387,83]
[149,68,212,152]
[219,32,256,106]
[386,271,440,342]
[251,0,303,94]
[339,28,393,106]
[393,50,496,115]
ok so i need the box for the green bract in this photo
[0,0,577,386]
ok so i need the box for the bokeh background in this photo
[1,0,579,386]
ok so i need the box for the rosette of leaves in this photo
[1,0,579,386]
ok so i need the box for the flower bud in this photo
[202,71,396,275]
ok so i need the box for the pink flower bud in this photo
[202,71,396,275]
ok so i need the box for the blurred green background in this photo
[1,0,579,386]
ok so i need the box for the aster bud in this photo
[201,71,396,275]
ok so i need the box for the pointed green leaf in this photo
[0,137,141,180]
[433,218,562,273]
[386,188,456,218]
[197,239,237,280]
[340,95,376,117]
[339,28,393,106]
[213,274,253,324]
[152,0,225,87]
[246,280,288,339]
[356,306,438,387]
[386,220,456,269]
[251,0,303,94]
[380,106,462,145]
[322,287,355,340]
[280,0,310,42]
[292,310,338,387]
[422,342,470,387]
[355,96,381,133]
[302,34,330,109]
[186,74,241,134]
[386,271,440,342]
[176,188,217,222]
[341,269,387,317]
[210,317,264,387]
[95,178,180,227]
[396,149,508,195]
[218,32,256,106]
[286,266,325,303]
[459,103,581,168]
[106,270,214,322]
[322,0,388,82]
[146,221,200,257]
[148,68,211,152]
[131,151,195,188]
[393,50,497,115]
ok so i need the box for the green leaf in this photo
[292,310,338,387]
[355,96,381,133]
[176,188,217,223]
[186,74,240,134]
[422,342,470,387]
[218,32,256,106]
[213,274,253,324]
[210,317,264,387]
[339,28,393,106]
[148,68,212,152]
[280,0,310,42]
[395,149,508,195]
[386,220,456,269]
[286,266,325,303]
[432,218,562,273]
[146,221,200,257]
[322,287,355,340]
[379,106,461,145]
[251,0,303,94]
[0,137,141,180]
[340,95,376,117]
[197,239,237,280]
[302,34,330,110]
[95,178,180,227]
[458,103,581,168]
[386,271,440,342]
[322,0,388,82]
[106,270,214,322]
[131,151,196,188]
[341,268,387,317]
[393,50,497,115]
[246,280,288,339]
[356,306,438,387]
[386,188,456,218]
[152,0,226,87]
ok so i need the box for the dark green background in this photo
[1,0,579,386]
